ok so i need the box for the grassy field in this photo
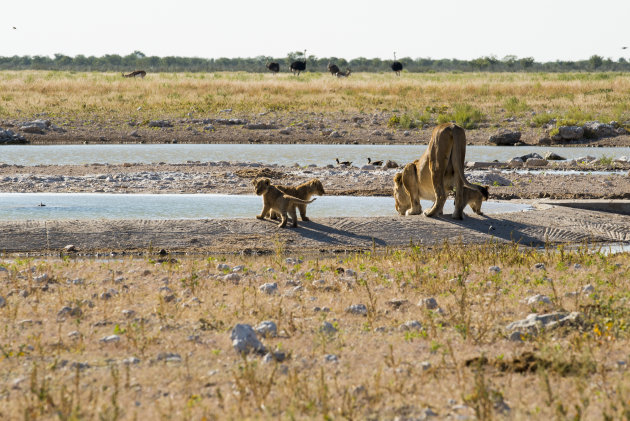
[1,71,630,127]
[1,243,629,419]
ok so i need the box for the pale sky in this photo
[2,0,629,62]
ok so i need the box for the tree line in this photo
[0,51,628,73]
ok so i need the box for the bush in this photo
[504,96,529,116]
[437,104,484,129]
[531,112,557,127]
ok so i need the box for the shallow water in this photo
[1,144,628,167]
[0,193,532,221]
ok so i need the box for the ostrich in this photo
[266,61,280,73]
[336,68,352,78]
[327,63,340,76]
[391,52,403,76]
[336,158,352,166]
[367,157,383,166]
[290,50,307,75]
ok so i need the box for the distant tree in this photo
[589,54,603,69]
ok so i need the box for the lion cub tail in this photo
[284,194,316,205]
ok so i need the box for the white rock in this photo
[259,282,278,295]
[255,321,277,338]
[526,294,552,305]
[223,273,241,283]
[581,284,595,294]
[100,335,120,343]
[399,320,422,331]
[217,263,230,271]
[345,304,368,316]
[230,324,265,355]
[324,354,339,363]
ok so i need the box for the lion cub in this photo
[393,172,489,216]
[253,177,316,228]
[267,178,325,222]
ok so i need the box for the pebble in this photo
[399,320,422,331]
[418,297,438,310]
[488,266,501,273]
[526,294,552,305]
[324,354,339,363]
[123,357,141,365]
[100,335,120,343]
[582,284,595,294]
[223,273,240,283]
[0,296,5,308]
[320,321,338,335]
[345,303,368,316]
[230,324,266,355]
[255,320,277,338]
[259,282,278,295]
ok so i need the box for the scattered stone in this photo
[223,273,240,283]
[399,320,422,331]
[582,284,595,294]
[526,294,552,305]
[232,265,245,272]
[583,121,617,138]
[519,152,543,161]
[533,263,545,270]
[421,407,439,418]
[507,157,523,167]
[122,309,136,318]
[509,331,524,342]
[156,352,182,362]
[558,125,584,140]
[525,158,548,167]
[259,282,278,295]
[328,131,342,138]
[370,130,383,136]
[230,324,266,355]
[255,320,277,338]
[384,160,399,169]
[488,266,501,273]
[203,124,215,131]
[489,130,521,145]
[421,361,432,370]
[544,152,565,161]
[324,354,339,363]
[217,263,230,271]
[19,119,50,134]
[418,297,438,310]
[99,335,120,343]
[346,304,368,316]
[148,120,173,128]
[64,244,77,252]
[0,296,5,308]
[68,331,81,339]
[344,269,357,277]
[320,321,338,335]
[0,128,28,144]
[57,306,82,318]
[243,123,278,130]
[123,357,141,365]
[506,312,583,334]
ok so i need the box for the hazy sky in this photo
[2,0,629,62]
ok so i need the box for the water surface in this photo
[0,193,532,220]
[1,144,627,166]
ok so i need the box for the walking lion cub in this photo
[253,178,316,228]
[266,178,325,222]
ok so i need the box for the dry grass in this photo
[1,71,630,125]
[1,243,629,419]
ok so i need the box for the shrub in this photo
[531,112,557,127]
[437,104,484,129]
[503,96,529,116]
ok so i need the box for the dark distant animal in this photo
[367,157,383,166]
[327,63,340,76]
[336,68,352,78]
[290,50,307,75]
[336,158,352,166]
[122,70,146,78]
[391,52,403,76]
[623,46,628,50]
[266,61,280,73]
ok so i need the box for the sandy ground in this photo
[2,202,630,255]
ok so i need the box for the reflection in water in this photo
[0,193,532,221]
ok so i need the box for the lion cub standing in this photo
[253,177,316,228]
[393,172,488,216]
[267,178,325,222]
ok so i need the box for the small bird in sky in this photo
[623,46,628,50]
[12,26,17,30]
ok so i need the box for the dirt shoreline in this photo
[2,202,629,255]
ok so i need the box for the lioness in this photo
[393,171,488,216]
[253,178,316,228]
[400,123,488,219]
[267,178,325,222]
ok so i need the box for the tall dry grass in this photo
[1,71,630,123]
[0,243,629,419]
